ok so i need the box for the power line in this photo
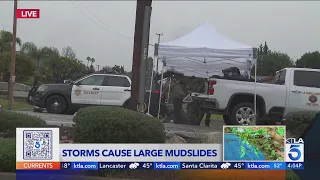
[69,1,157,47]
[68,1,132,40]
[78,2,132,40]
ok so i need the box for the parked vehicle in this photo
[28,74,167,117]
[187,68,320,125]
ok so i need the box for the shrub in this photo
[0,138,15,172]
[73,106,166,143]
[0,111,47,137]
[285,112,316,138]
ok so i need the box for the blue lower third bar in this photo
[153,162,180,170]
[245,162,286,170]
[71,162,98,170]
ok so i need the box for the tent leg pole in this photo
[167,77,172,103]
[254,58,257,123]
[157,63,164,119]
[147,58,155,115]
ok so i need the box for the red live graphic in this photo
[16,9,40,18]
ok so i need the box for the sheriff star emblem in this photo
[74,89,81,96]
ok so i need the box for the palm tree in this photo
[90,57,95,66]
[86,56,91,67]
[0,30,21,52]
[20,42,59,86]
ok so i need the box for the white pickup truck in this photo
[187,68,320,125]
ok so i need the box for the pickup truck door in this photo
[287,69,320,114]
[100,75,131,106]
[71,75,104,105]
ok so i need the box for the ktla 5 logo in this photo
[285,138,304,162]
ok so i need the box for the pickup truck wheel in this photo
[46,95,67,114]
[223,115,230,125]
[230,103,259,125]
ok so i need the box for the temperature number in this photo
[234,163,244,169]
[142,163,152,169]
[62,162,71,169]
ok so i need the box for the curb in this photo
[14,108,33,111]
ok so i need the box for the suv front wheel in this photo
[46,95,67,114]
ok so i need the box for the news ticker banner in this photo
[15,162,304,171]
[16,128,304,170]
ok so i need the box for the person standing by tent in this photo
[172,79,186,124]
[198,81,211,127]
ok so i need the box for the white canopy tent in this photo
[150,22,258,122]
[158,22,255,77]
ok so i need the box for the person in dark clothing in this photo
[172,79,186,124]
[204,110,211,127]
[198,82,211,127]
[27,75,40,104]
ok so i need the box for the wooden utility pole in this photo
[130,0,152,110]
[155,33,163,74]
[8,0,18,110]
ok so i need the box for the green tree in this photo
[112,65,125,74]
[253,42,293,76]
[0,52,35,82]
[20,42,60,85]
[254,41,271,75]
[0,30,21,52]
[295,51,320,69]
[44,57,87,83]
[20,42,60,72]
[61,46,76,60]
[259,51,294,76]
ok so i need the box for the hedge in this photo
[73,106,166,143]
[285,111,316,138]
[0,111,47,138]
[0,138,15,172]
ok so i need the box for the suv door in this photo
[287,70,320,114]
[71,75,105,105]
[101,75,131,106]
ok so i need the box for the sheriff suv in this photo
[30,74,167,117]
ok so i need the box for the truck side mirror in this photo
[74,81,81,86]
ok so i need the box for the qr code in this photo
[23,130,53,160]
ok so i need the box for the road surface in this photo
[0,91,28,98]
[16,111,224,134]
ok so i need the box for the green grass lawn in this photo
[0,97,32,110]
[0,138,15,147]
[202,113,223,121]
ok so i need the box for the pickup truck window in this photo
[273,70,286,85]
[294,70,320,88]
[104,76,130,87]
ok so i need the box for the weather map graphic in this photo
[223,126,285,161]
